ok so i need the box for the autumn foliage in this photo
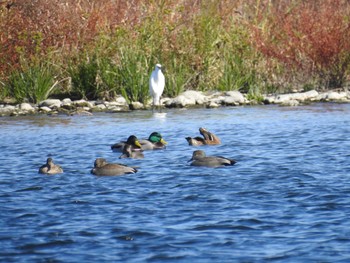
[251,0,350,89]
[0,0,349,103]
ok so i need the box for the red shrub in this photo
[251,0,350,89]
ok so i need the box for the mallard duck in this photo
[91,158,137,176]
[111,135,142,152]
[39,158,63,174]
[139,132,167,150]
[186,127,221,146]
[189,150,236,168]
[119,144,144,159]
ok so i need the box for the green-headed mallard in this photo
[189,150,236,167]
[91,158,137,176]
[139,132,167,150]
[186,127,221,146]
[111,135,142,152]
[39,157,63,174]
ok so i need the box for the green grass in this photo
[2,1,348,105]
[5,62,57,103]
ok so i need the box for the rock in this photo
[19,103,35,113]
[281,99,300,106]
[105,101,129,111]
[264,90,319,104]
[182,90,207,104]
[107,106,128,113]
[224,91,245,104]
[130,101,144,110]
[165,90,207,107]
[275,94,292,104]
[207,101,220,108]
[324,91,347,101]
[210,95,226,105]
[301,90,319,100]
[73,99,94,108]
[114,96,128,106]
[39,99,62,108]
[166,95,195,108]
[93,104,107,111]
[62,98,72,106]
[0,105,16,116]
[39,106,52,112]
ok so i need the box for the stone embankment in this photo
[0,89,349,117]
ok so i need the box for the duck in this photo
[139,132,167,150]
[188,150,236,168]
[91,158,137,176]
[119,144,144,159]
[111,135,142,152]
[39,158,63,174]
[186,127,221,146]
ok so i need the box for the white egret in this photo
[149,64,165,109]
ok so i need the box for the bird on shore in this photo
[186,127,221,146]
[39,157,63,174]
[111,135,142,152]
[149,64,165,110]
[188,150,236,168]
[91,158,137,176]
[139,132,167,150]
[119,144,144,159]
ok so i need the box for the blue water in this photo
[1,103,350,262]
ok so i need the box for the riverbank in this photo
[0,89,349,117]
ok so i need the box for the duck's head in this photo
[190,150,206,161]
[126,135,142,148]
[46,157,53,165]
[121,144,133,158]
[199,127,215,141]
[149,132,167,145]
[94,158,107,168]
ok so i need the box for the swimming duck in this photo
[139,132,167,150]
[39,158,63,174]
[119,144,144,159]
[186,127,221,146]
[111,135,142,152]
[189,150,236,168]
[91,158,137,176]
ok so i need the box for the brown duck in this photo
[189,150,236,168]
[186,127,221,146]
[39,158,63,174]
[91,158,137,176]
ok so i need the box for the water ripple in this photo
[1,104,350,262]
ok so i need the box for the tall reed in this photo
[6,62,57,103]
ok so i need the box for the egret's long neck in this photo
[154,69,162,81]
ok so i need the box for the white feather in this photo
[149,64,165,106]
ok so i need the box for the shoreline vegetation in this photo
[1,1,350,112]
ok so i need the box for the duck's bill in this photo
[135,140,142,148]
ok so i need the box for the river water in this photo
[1,103,350,262]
